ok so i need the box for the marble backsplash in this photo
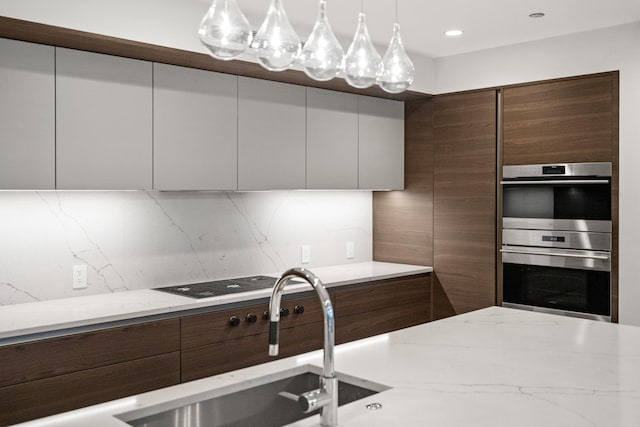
[0,190,372,305]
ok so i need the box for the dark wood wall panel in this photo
[373,98,434,266]
[433,90,497,319]
[0,352,180,426]
[503,74,613,165]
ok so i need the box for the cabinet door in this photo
[153,63,238,190]
[56,48,152,189]
[334,275,431,343]
[503,74,614,165]
[306,88,358,189]
[237,77,306,190]
[433,90,496,319]
[0,38,55,189]
[358,96,404,190]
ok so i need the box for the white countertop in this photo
[17,307,640,427]
[0,262,432,341]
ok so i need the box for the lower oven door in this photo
[502,246,611,321]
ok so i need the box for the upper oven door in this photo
[501,162,611,232]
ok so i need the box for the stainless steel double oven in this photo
[500,162,612,321]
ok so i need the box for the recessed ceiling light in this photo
[529,12,545,18]
[445,30,464,37]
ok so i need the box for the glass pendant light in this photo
[343,2,382,89]
[299,0,344,81]
[198,0,253,60]
[252,0,301,71]
[378,1,415,93]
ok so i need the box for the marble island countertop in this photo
[0,261,432,341]
[17,307,640,427]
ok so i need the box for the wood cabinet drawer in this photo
[334,275,430,318]
[0,351,180,426]
[0,319,180,387]
[336,303,429,345]
[181,293,324,350]
[181,322,323,382]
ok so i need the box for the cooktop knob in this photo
[263,310,270,320]
[280,307,290,317]
[294,305,305,315]
[228,316,240,327]
[246,313,258,323]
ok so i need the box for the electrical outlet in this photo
[73,265,88,289]
[346,241,355,259]
[301,245,311,264]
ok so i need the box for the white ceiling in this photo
[230,0,640,58]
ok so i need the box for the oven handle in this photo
[500,179,610,185]
[500,248,610,260]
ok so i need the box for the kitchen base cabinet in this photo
[180,293,324,382]
[334,274,431,343]
[0,352,180,426]
[0,319,180,426]
[181,323,324,382]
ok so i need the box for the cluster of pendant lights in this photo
[198,0,415,93]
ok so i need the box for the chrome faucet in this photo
[268,268,337,427]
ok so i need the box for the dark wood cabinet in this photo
[503,73,615,165]
[0,276,431,425]
[334,274,431,343]
[0,319,180,426]
[373,98,434,266]
[433,90,497,320]
[180,293,325,382]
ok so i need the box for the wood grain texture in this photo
[503,74,613,165]
[0,319,179,387]
[336,296,431,344]
[0,352,180,426]
[181,294,323,349]
[373,98,434,265]
[433,90,497,320]
[334,275,431,318]
[0,16,426,102]
[181,324,324,382]
[611,72,620,323]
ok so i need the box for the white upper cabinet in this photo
[358,96,405,190]
[237,77,306,191]
[153,63,238,191]
[306,88,358,189]
[56,48,153,190]
[0,38,55,190]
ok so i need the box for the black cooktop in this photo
[155,275,277,299]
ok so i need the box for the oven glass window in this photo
[503,183,611,221]
[503,264,610,316]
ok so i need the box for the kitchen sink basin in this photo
[117,365,389,427]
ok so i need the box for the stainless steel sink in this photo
[117,365,389,427]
